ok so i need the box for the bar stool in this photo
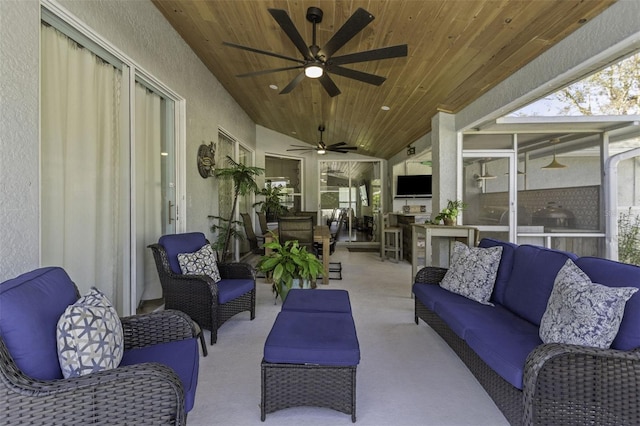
[383,226,403,262]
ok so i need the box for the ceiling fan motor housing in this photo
[306,7,323,24]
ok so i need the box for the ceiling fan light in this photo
[304,64,323,78]
[317,149,326,154]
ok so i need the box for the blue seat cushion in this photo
[264,311,360,366]
[576,257,640,350]
[478,238,518,305]
[120,338,199,412]
[281,289,352,313]
[159,232,208,274]
[433,297,527,340]
[0,267,78,380]
[216,278,254,304]
[502,245,578,326]
[413,282,468,312]
[465,320,542,389]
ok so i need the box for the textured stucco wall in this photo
[0,1,40,281]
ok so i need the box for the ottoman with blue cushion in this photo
[281,288,352,313]
[261,308,360,422]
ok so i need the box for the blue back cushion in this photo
[576,257,640,350]
[0,267,78,380]
[478,238,518,305]
[159,232,208,274]
[502,245,578,325]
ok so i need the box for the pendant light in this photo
[541,138,567,169]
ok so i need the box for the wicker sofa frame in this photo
[261,362,357,422]
[414,266,640,426]
[149,243,256,345]
[1,309,198,425]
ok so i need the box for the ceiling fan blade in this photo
[328,65,386,85]
[237,65,304,78]
[286,148,314,152]
[280,72,306,94]
[268,8,313,60]
[327,142,347,148]
[330,44,408,66]
[222,41,304,64]
[318,73,341,97]
[319,8,374,59]
[330,146,358,151]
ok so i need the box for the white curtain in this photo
[41,24,123,299]
[135,83,163,302]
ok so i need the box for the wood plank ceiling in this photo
[152,0,616,160]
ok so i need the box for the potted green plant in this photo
[434,199,466,226]
[256,233,326,300]
[254,180,288,222]
[211,155,264,261]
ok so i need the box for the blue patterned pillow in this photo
[178,244,221,283]
[540,259,638,348]
[439,242,503,305]
[57,287,124,378]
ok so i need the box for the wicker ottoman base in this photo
[260,361,357,422]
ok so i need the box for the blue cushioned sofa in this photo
[0,267,200,425]
[413,238,640,426]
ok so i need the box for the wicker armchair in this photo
[414,266,640,426]
[148,232,256,345]
[0,267,199,425]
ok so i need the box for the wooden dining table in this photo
[264,225,331,285]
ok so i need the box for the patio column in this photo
[431,111,458,266]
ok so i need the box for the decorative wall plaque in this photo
[197,142,216,178]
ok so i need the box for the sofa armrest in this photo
[218,262,255,280]
[414,266,448,284]
[523,342,640,426]
[0,338,186,425]
[122,309,198,350]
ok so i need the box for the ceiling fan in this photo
[223,6,408,97]
[287,125,358,154]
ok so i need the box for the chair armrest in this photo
[523,342,640,426]
[0,338,186,425]
[414,267,448,284]
[122,309,199,350]
[218,262,255,280]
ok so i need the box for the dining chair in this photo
[240,212,264,255]
[278,216,314,251]
[257,211,269,235]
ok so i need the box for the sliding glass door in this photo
[319,160,381,246]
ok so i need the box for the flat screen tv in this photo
[396,175,432,198]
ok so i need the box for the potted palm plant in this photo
[434,199,466,226]
[254,180,289,222]
[256,233,326,300]
[211,155,264,261]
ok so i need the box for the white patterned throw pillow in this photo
[177,243,221,283]
[539,259,638,349]
[57,287,124,378]
[439,242,503,305]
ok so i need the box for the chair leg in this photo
[210,328,217,345]
[198,329,208,357]
[192,321,208,356]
